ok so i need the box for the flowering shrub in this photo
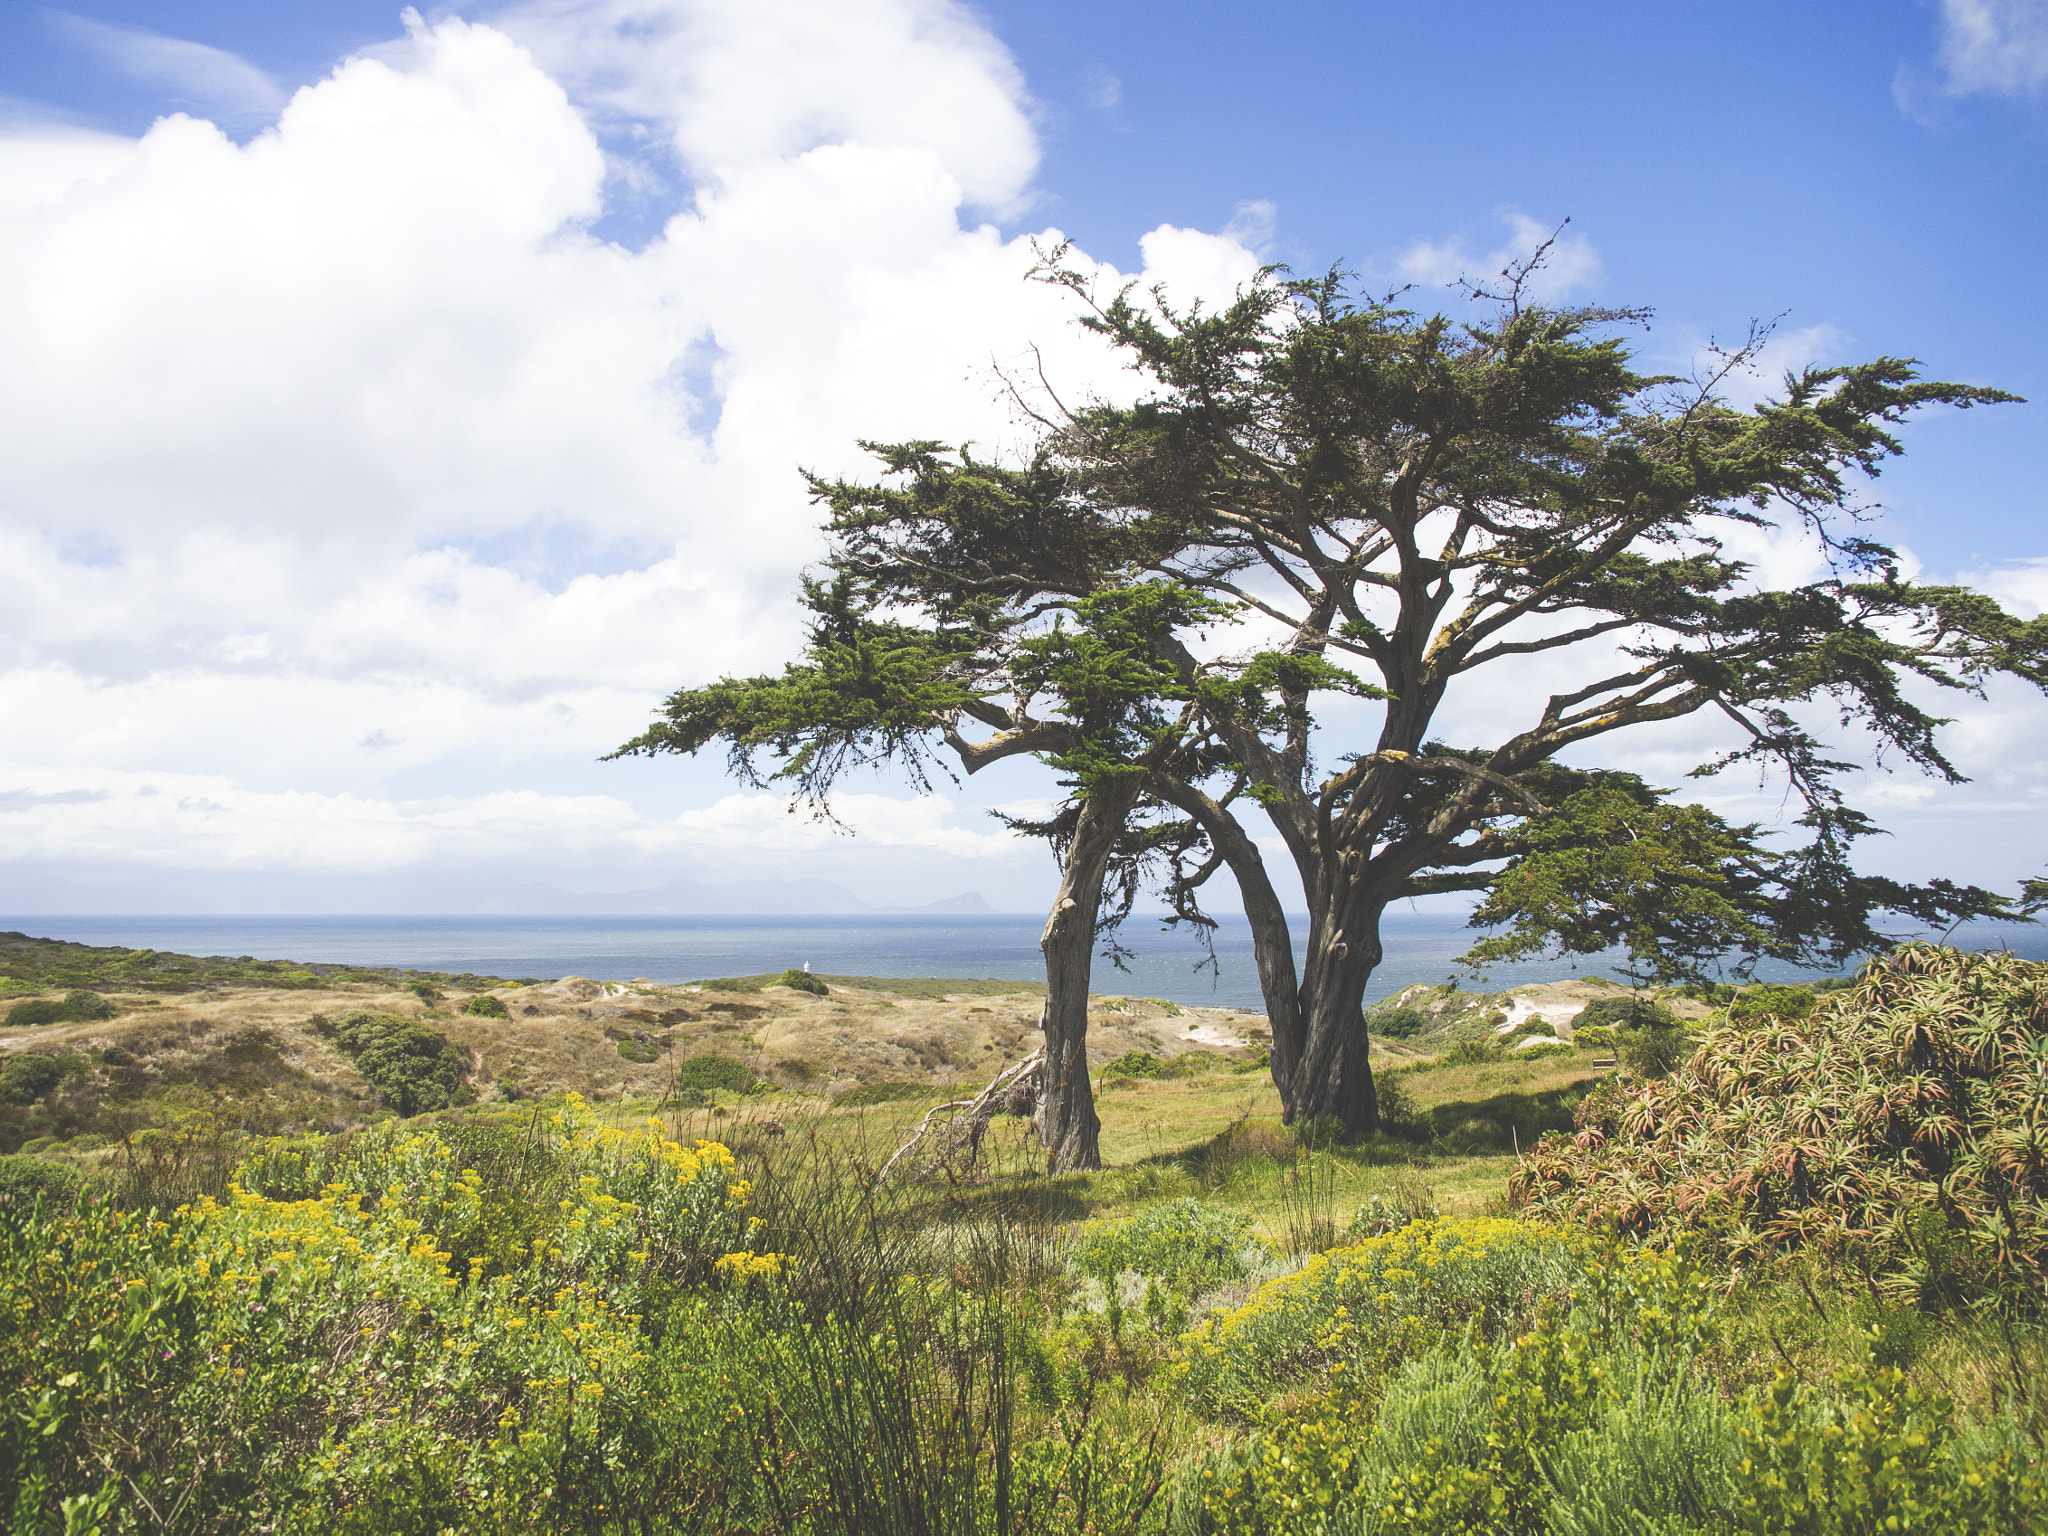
[0,1098,767,1530]
[1177,1217,1589,1414]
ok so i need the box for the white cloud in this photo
[1394,212,1601,303]
[0,761,1021,879]
[0,2,1272,907]
[1223,199,1278,258]
[495,0,1040,212]
[1931,0,2048,98]
[48,12,288,122]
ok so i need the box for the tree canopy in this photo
[616,248,2043,1144]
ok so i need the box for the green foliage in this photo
[0,930,535,997]
[1434,1037,1504,1068]
[1511,943,2048,1303]
[1179,1217,1591,1416]
[3,990,115,1029]
[1729,981,1819,1024]
[0,1153,85,1216]
[1099,1049,1162,1080]
[1733,1354,2044,1533]
[0,1056,64,1105]
[615,1037,659,1064]
[772,968,830,996]
[1618,1022,1690,1079]
[1069,1199,1266,1302]
[1573,994,1679,1031]
[460,993,509,1019]
[1366,1005,1430,1039]
[833,1080,937,1106]
[675,1053,755,1095]
[403,979,442,1003]
[326,1011,468,1117]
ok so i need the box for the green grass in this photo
[0,930,542,995]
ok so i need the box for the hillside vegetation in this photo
[1511,944,2048,1305]
[3,936,2045,1532]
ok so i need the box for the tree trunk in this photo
[1035,778,1141,1173]
[1289,885,1385,1135]
[1151,778,1306,1101]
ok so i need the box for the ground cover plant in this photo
[4,950,2047,1532]
[1510,944,2048,1307]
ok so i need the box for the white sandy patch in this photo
[1495,994,1587,1041]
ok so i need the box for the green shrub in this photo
[0,1152,86,1215]
[1146,998,1183,1017]
[1099,1049,1162,1080]
[329,1011,468,1116]
[0,1054,64,1104]
[834,1080,936,1106]
[772,968,829,996]
[674,1054,754,1095]
[461,994,509,1019]
[1179,1217,1590,1415]
[404,980,442,1003]
[1618,1023,1688,1078]
[616,1038,660,1064]
[1570,1023,1616,1051]
[1158,1051,1224,1080]
[4,989,114,1028]
[1434,1037,1504,1068]
[1367,1005,1430,1039]
[1573,995,1676,1031]
[1727,981,1816,1024]
[1070,1199,1270,1334]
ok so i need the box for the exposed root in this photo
[877,1048,1043,1183]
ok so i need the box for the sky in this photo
[0,0,2043,917]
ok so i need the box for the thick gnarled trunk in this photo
[1035,779,1141,1173]
[1286,887,1385,1135]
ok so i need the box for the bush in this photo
[0,1152,86,1217]
[1618,1023,1689,1079]
[1434,1038,1503,1068]
[674,1054,754,1095]
[0,1054,64,1104]
[772,969,829,996]
[1511,944,2048,1301]
[329,1011,469,1116]
[1573,995,1676,1031]
[1099,1049,1162,1080]
[1071,1199,1266,1292]
[1179,1217,1590,1414]
[1367,1006,1430,1039]
[4,989,114,1028]
[834,1080,936,1106]
[404,980,442,1003]
[461,994,509,1019]
[616,1038,660,1064]
[1728,981,1817,1024]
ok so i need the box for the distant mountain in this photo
[881,891,994,914]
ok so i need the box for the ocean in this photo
[8,911,2044,1011]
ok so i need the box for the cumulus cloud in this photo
[0,1,1269,905]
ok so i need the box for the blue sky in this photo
[0,1,2043,915]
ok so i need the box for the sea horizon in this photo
[8,909,2042,1013]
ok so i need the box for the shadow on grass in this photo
[1422,1084,1584,1154]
